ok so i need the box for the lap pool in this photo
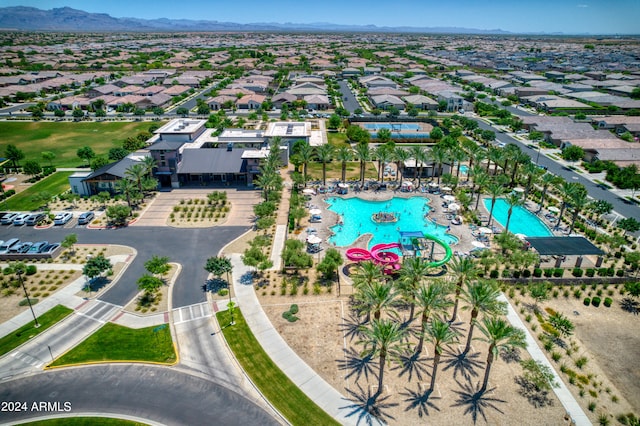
[326,196,458,249]
[482,198,553,236]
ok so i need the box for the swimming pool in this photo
[363,123,421,131]
[460,165,469,175]
[482,198,553,236]
[326,197,458,249]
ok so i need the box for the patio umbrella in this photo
[447,203,460,211]
[428,182,439,187]
[402,181,413,187]
[309,208,322,215]
[514,233,527,240]
[306,235,322,244]
[337,183,349,188]
[548,206,560,213]
[302,188,316,195]
[471,241,486,248]
[441,186,452,192]
[443,195,456,202]
[478,226,493,234]
[513,187,525,193]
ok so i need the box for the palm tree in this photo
[353,143,372,187]
[431,145,448,185]
[393,146,410,187]
[475,317,527,393]
[487,147,503,175]
[352,261,383,290]
[141,156,157,178]
[409,145,427,187]
[568,185,589,234]
[297,142,315,187]
[555,182,580,231]
[254,170,279,201]
[448,255,479,323]
[116,178,137,209]
[354,281,398,322]
[504,192,524,234]
[398,257,431,321]
[472,169,490,211]
[521,162,541,202]
[335,145,352,184]
[537,172,558,212]
[358,318,408,397]
[509,150,530,186]
[486,182,505,226]
[451,147,468,178]
[425,317,459,391]
[460,280,506,355]
[375,146,392,182]
[414,281,453,354]
[125,163,146,194]
[315,144,335,187]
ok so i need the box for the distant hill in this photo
[0,6,512,34]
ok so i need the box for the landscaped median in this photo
[3,172,74,211]
[47,323,176,367]
[216,309,339,426]
[0,305,73,356]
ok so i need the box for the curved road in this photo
[0,364,279,426]
[0,225,249,308]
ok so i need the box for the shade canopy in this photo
[302,188,315,195]
[338,183,349,188]
[309,208,322,215]
[441,186,452,192]
[306,235,322,244]
[443,195,456,202]
[526,236,604,256]
[448,203,460,211]
[428,182,439,187]
[471,241,486,248]
[513,187,525,193]
[478,227,493,234]
[402,181,414,187]
[548,206,560,213]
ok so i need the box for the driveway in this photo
[338,79,363,113]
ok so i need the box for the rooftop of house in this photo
[265,121,311,138]
[155,119,206,135]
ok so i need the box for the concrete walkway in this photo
[230,254,368,426]
[499,294,591,426]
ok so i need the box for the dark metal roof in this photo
[83,157,140,181]
[177,149,246,174]
[526,236,604,256]
[147,140,185,151]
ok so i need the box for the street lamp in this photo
[16,268,39,328]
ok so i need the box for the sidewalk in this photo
[499,294,591,426]
[230,254,367,426]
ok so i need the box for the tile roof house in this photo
[236,94,266,110]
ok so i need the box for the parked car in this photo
[40,243,60,254]
[28,241,49,254]
[1,213,19,225]
[26,213,46,226]
[54,212,73,225]
[77,211,94,225]
[0,238,20,253]
[11,242,32,253]
[12,213,31,226]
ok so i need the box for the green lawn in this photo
[217,309,339,426]
[306,161,378,182]
[49,323,176,367]
[0,305,73,356]
[18,418,147,426]
[326,131,349,147]
[3,172,74,211]
[1,121,158,168]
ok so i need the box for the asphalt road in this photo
[474,119,640,225]
[337,79,362,113]
[0,364,280,426]
[0,225,250,308]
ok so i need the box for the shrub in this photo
[289,304,299,314]
[572,268,584,277]
[586,268,595,277]
[218,288,228,296]
[592,296,601,307]
[553,268,564,278]
[18,298,39,306]
[551,351,562,362]
[489,270,499,279]
[25,265,37,275]
[616,269,625,277]
[575,356,588,369]
[512,270,521,279]
[533,268,543,277]
[573,289,582,299]
[544,268,554,277]
[502,269,512,278]
[584,297,591,306]
[604,297,613,307]
[522,269,531,278]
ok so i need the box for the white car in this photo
[53,212,73,225]
[12,213,30,226]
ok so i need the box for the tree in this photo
[475,317,527,393]
[145,255,171,280]
[618,217,640,236]
[41,151,56,167]
[72,108,85,120]
[54,109,65,118]
[77,146,96,165]
[393,146,410,187]
[353,281,398,322]
[547,312,574,337]
[357,318,408,397]
[83,254,112,281]
[315,144,335,187]
[176,107,189,117]
[485,182,505,227]
[105,204,131,226]
[282,239,313,269]
[23,160,42,177]
[335,146,352,184]
[430,126,443,142]
[125,163,147,194]
[504,192,524,234]
[353,142,372,187]
[116,178,137,209]
[624,281,640,298]
[295,141,314,187]
[414,281,453,354]
[90,156,110,171]
[327,114,342,130]
[448,255,479,322]
[95,109,106,118]
[377,128,392,143]
[108,147,130,161]
[529,282,549,309]
[5,144,25,170]
[425,317,459,391]
[352,261,383,290]
[461,280,506,354]
[316,248,343,281]
[520,359,559,393]
[398,257,431,321]
[204,256,233,284]
[561,145,585,162]
[137,274,163,295]
[61,233,78,256]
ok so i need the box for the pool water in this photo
[460,165,469,175]
[482,198,553,236]
[326,197,458,249]
[363,123,421,131]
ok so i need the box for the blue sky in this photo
[3,0,638,34]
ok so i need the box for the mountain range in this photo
[0,6,512,34]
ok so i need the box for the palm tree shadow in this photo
[340,383,398,426]
[339,312,366,343]
[401,386,441,418]
[392,350,429,382]
[450,381,506,424]
[441,347,483,381]
[338,347,377,382]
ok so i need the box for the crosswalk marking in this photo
[173,302,210,325]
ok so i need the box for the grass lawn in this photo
[306,161,378,182]
[1,121,159,168]
[18,418,147,426]
[326,131,349,147]
[0,305,73,356]
[217,309,339,426]
[49,323,176,367]
[3,172,74,211]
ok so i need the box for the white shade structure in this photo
[302,188,316,195]
[441,186,452,192]
[401,181,414,188]
[337,183,349,188]
[478,226,493,234]
[428,182,439,187]
[548,206,560,213]
[306,235,322,244]
[447,203,460,211]
[471,241,486,248]
[443,195,456,202]
[309,208,322,215]
[513,187,525,193]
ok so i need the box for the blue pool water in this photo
[326,197,458,249]
[460,165,469,175]
[363,123,421,131]
[482,198,553,236]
